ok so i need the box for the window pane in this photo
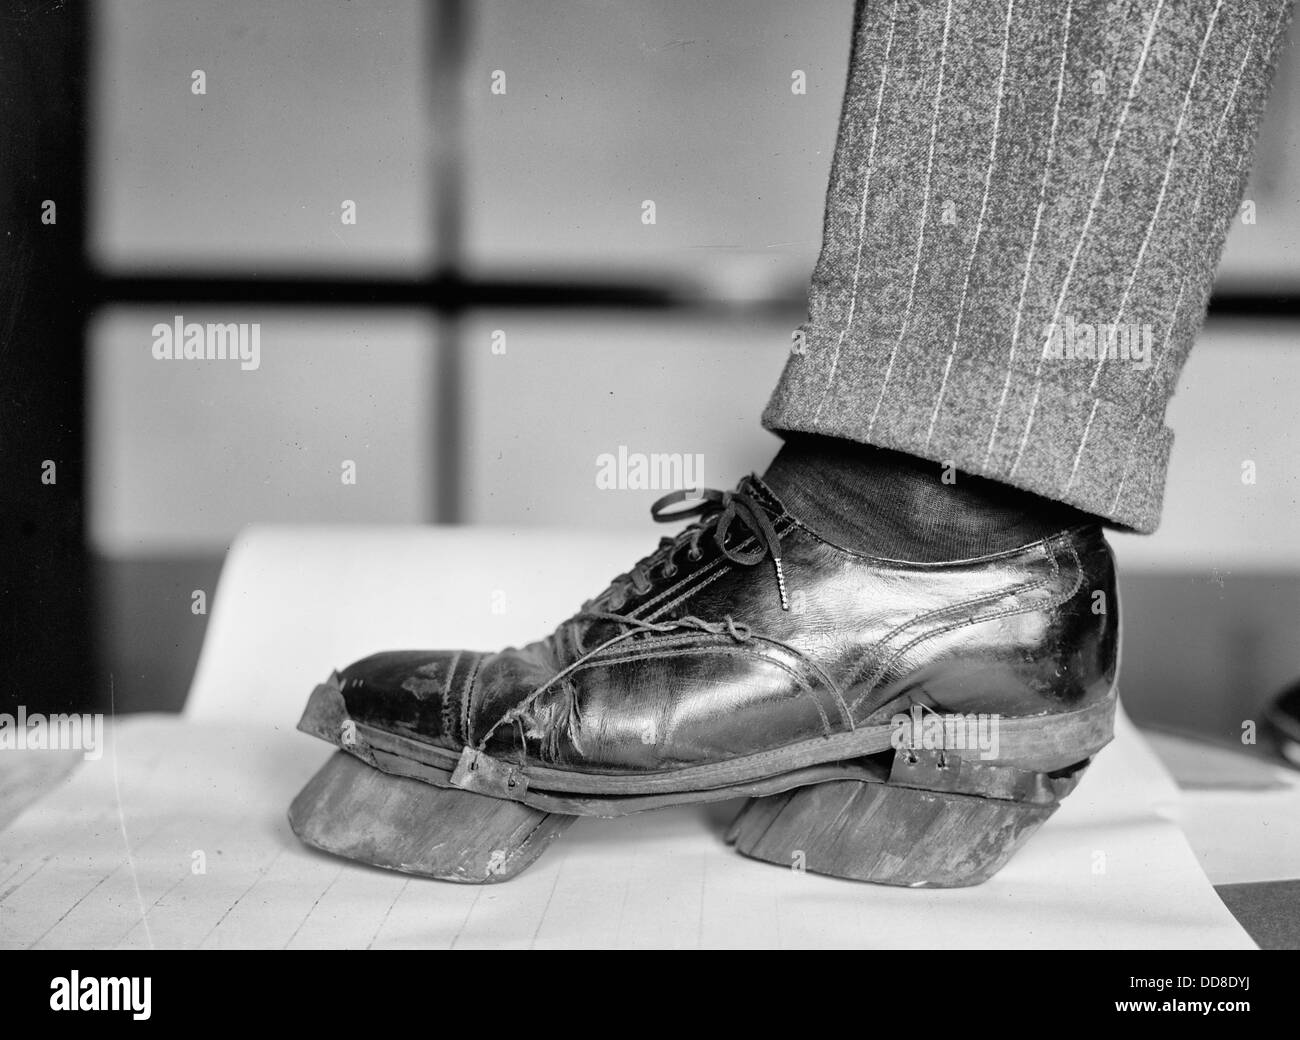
[90,308,437,552]
[91,0,435,273]
[463,0,850,300]
[462,312,795,526]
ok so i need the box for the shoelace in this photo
[477,613,754,751]
[598,480,790,612]
[473,480,790,753]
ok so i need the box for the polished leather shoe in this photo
[292,474,1119,885]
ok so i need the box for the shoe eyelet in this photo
[661,564,678,578]
[687,549,703,562]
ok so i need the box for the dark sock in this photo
[761,434,1096,561]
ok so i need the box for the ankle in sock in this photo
[761,433,1096,562]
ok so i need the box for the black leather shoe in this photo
[290,475,1119,886]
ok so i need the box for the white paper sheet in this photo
[0,524,1256,948]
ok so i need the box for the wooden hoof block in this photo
[289,752,574,883]
[727,753,1085,887]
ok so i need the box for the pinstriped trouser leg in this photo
[762,0,1294,532]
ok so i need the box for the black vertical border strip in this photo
[0,1,94,715]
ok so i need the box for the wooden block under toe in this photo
[288,751,574,883]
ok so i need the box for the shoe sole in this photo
[288,673,1115,886]
[297,673,1114,804]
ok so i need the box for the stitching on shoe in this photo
[582,630,755,656]
[628,537,749,618]
[583,629,852,731]
[569,614,587,657]
[585,646,833,739]
[849,571,1057,715]
[779,509,1075,566]
[874,541,1083,684]
[629,517,797,620]
[460,653,483,747]
[571,645,833,738]
[849,537,1086,720]
[439,650,462,743]
[645,562,733,621]
[639,517,793,622]
[844,540,1057,699]
[1050,540,1083,621]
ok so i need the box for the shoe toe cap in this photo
[337,649,476,748]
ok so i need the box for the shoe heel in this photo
[289,751,574,883]
[726,750,1092,887]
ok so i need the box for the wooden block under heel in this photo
[727,752,1089,888]
[289,751,574,883]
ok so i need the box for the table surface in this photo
[2,715,1291,949]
